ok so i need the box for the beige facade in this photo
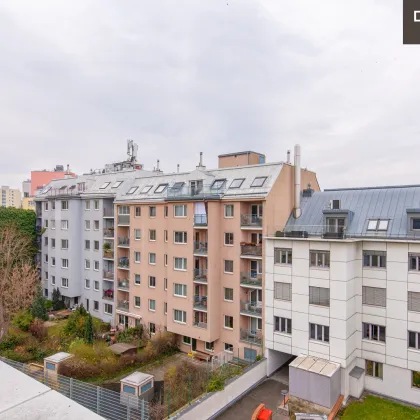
[22,196,35,210]
[114,157,319,360]
[1,186,21,208]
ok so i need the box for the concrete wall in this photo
[266,348,291,376]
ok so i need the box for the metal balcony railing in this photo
[118,237,130,247]
[117,214,130,225]
[103,270,114,280]
[194,214,208,226]
[193,295,208,311]
[193,321,207,329]
[194,241,208,255]
[117,301,129,311]
[240,244,262,257]
[240,328,263,346]
[241,214,263,227]
[103,228,114,238]
[103,250,114,259]
[193,269,207,283]
[118,279,130,291]
[103,208,114,218]
[240,300,263,317]
[118,258,129,269]
[103,289,114,300]
[166,184,225,200]
[240,272,262,287]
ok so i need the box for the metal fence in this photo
[0,357,149,420]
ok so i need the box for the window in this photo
[326,217,346,234]
[94,220,99,230]
[366,360,383,379]
[310,323,329,343]
[94,261,99,271]
[411,218,420,231]
[44,202,49,211]
[45,254,48,263]
[61,200,68,210]
[134,229,141,240]
[251,177,267,187]
[310,251,330,268]
[149,206,156,217]
[44,237,48,246]
[85,259,91,269]
[205,341,215,352]
[149,322,156,335]
[44,220,49,229]
[94,301,99,311]
[51,238,55,248]
[134,274,141,285]
[224,260,233,273]
[134,252,141,263]
[99,182,110,189]
[164,254,168,266]
[367,219,389,231]
[309,287,330,307]
[164,302,167,314]
[104,303,113,315]
[85,240,90,250]
[134,296,141,308]
[409,331,420,349]
[164,206,168,217]
[94,240,99,251]
[224,343,233,352]
[149,276,156,288]
[409,254,420,271]
[51,276,56,285]
[61,239,68,249]
[164,230,168,242]
[174,231,187,244]
[211,179,226,189]
[127,186,138,195]
[149,299,156,311]
[224,233,234,245]
[174,283,187,297]
[149,253,156,265]
[412,371,420,389]
[135,206,141,217]
[274,317,292,334]
[85,201,90,210]
[224,315,233,329]
[111,181,123,189]
[51,257,55,267]
[274,282,292,301]
[164,278,168,290]
[362,286,386,307]
[45,271,48,280]
[94,281,99,291]
[363,323,386,342]
[155,183,168,193]
[118,205,130,215]
[51,220,55,230]
[141,185,152,194]
[85,279,90,289]
[183,336,191,345]
[61,259,69,269]
[174,204,187,217]
[274,248,293,265]
[51,201,55,210]
[229,178,244,189]
[408,292,420,312]
[149,229,156,241]
[61,278,69,288]
[224,205,234,218]
[224,288,233,301]
[61,220,68,230]
[363,251,386,268]
[174,257,187,271]
[85,220,91,230]
[173,309,186,323]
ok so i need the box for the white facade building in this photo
[265,185,420,407]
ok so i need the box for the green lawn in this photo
[342,395,420,420]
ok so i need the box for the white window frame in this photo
[149,229,156,241]
[51,276,56,285]
[148,276,156,288]
[93,301,99,311]
[274,316,292,334]
[61,239,68,249]
[174,231,187,244]
[174,283,187,297]
[94,260,99,271]
[61,200,68,211]
[61,220,68,230]
[224,204,234,218]
[251,177,267,187]
[224,232,234,246]
[134,296,141,308]
[205,341,215,352]
[85,240,90,250]
[61,277,69,288]
[309,323,329,343]
[183,336,191,345]
[51,220,55,230]
[274,248,293,265]
[94,281,99,291]
[149,206,156,217]
[224,260,233,274]
[85,200,91,211]
[174,309,187,324]
[85,279,90,289]
[94,220,99,231]
[224,287,233,302]
[134,229,141,240]
[224,343,233,352]
[85,259,91,270]
[135,206,141,217]
[85,220,90,231]
[104,303,113,315]
[61,259,69,269]
[224,315,234,330]
[362,323,386,342]
[365,360,383,379]
[149,253,156,265]
[310,251,330,268]
[134,251,141,263]
[174,204,187,217]
[149,299,156,312]
[134,274,141,285]
[174,257,187,271]
[51,257,55,267]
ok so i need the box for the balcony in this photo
[118,279,130,291]
[103,270,114,280]
[240,272,262,288]
[194,214,208,227]
[240,244,262,258]
[193,269,207,284]
[193,321,208,329]
[241,214,263,228]
[118,258,130,270]
[103,228,115,239]
[117,214,130,226]
[103,208,114,218]
[240,328,263,346]
[193,241,208,256]
[103,289,114,301]
[103,250,114,260]
[118,237,130,247]
[240,300,263,318]
[117,301,129,311]
[166,184,225,200]
[193,296,208,311]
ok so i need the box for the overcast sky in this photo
[1,0,419,190]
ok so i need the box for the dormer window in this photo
[42,187,51,194]
[229,178,244,189]
[111,181,123,189]
[211,179,226,189]
[99,182,110,189]
[155,184,168,194]
[251,177,267,188]
[127,186,138,195]
[77,182,86,192]
[141,185,153,194]
[331,199,340,210]
[367,219,389,232]
[325,217,345,234]
[412,218,420,231]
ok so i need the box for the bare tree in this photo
[0,226,39,335]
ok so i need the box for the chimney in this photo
[294,144,301,218]
[156,160,160,171]
[196,152,206,170]
[177,164,180,173]
[287,150,291,164]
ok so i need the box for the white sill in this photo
[224,271,234,275]
[309,266,330,271]
[363,266,386,270]
[135,238,141,241]
[224,327,233,331]
[104,312,112,316]
[135,261,141,264]
[149,239,156,242]
[149,286,156,289]
[85,229,90,231]
[93,269,99,272]
[205,349,214,353]
[366,374,383,381]
[274,331,292,337]
[149,262,156,266]
[224,349,233,354]
[61,267,68,270]
[309,304,330,309]
[174,242,187,245]
[309,339,329,346]
[224,299,233,303]
[93,309,98,312]
[149,309,156,312]
[274,263,292,267]
[61,286,69,289]
[224,244,234,247]
[174,216,187,218]
[174,295,187,298]
[224,216,234,219]
[174,268,187,272]
[174,321,186,325]
[84,287,90,290]
[85,267,90,270]
[94,289,99,292]
[408,348,420,353]
[134,283,141,286]
[134,306,141,309]
[362,338,386,345]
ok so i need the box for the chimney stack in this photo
[196,152,206,170]
[287,150,291,164]
[177,164,180,173]
[294,144,301,219]
[156,160,160,171]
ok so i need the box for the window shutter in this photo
[409,292,420,312]
[274,282,291,301]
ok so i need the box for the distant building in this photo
[1,186,21,208]
[31,165,75,196]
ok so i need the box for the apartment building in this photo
[1,185,21,208]
[265,185,420,407]
[113,148,319,360]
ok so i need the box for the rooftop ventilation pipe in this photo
[287,150,291,164]
[156,160,160,171]
[177,164,180,173]
[294,144,301,218]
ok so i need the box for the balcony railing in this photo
[193,295,208,311]
[240,272,262,287]
[166,184,225,200]
[118,258,130,269]
[193,269,207,283]
[193,321,208,329]
[103,270,114,280]
[117,301,129,311]
[194,241,208,255]
[118,237,130,247]
[103,228,114,238]
[240,328,263,346]
[240,244,262,257]
[194,214,208,226]
[117,214,130,225]
[118,279,129,291]
[103,289,114,300]
[103,208,114,218]
[103,250,114,259]
[241,214,263,227]
[240,300,263,317]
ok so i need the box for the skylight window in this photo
[211,179,226,189]
[155,184,168,193]
[367,220,378,231]
[251,177,267,187]
[127,186,138,195]
[229,178,244,189]
[141,185,153,194]
[367,219,389,232]
[377,220,389,231]
[172,182,184,190]
[99,182,110,189]
[69,185,76,190]
[42,187,51,194]
[111,181,123,189]
[59,186,67,191]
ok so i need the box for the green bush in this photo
[12,309,34,331]
[207,375,224,392]
[0,349,32,363]
[52,288,65,310]
[44,300,53,311]
[31,289,49,321]
[65,305,88,338]
[0,207,36,243]
[0,331,26,351]
[29,319,47,340]
[255,354,262,361]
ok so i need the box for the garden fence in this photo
[0,357,149,420]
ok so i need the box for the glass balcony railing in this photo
[118,237,130,247]
[240,328,263,346]
[193,321,207,329]
[118,258,129,269]
[166,184,225,200]
[103,208,114,218]
[193,295,208,311]
[240,272,262,287]
[117,214,130,225]
[194,214,208,226]
[241,214,263,227]
[240,300,263,317]
[240,244,262,257]
[193,269,207,283]
[194,241,208,255]
[118,279,129,291]
[103,228,115,238]
[117,301,129,311]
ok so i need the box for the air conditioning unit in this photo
[330,199,340,210]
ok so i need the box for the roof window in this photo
[111,181,123,189]
[229,178,244,189]
[211,179,226,189]
[367,219,389,231]
[99,182,110,189]
[141,185,153,194]
[127,186,138,195]
[172,182,184,190]
[251,177,267,188]
[155,184,168,194]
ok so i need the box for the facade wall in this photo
[218,152,265,168]
[1,186,21,208]
[31,171,73,195]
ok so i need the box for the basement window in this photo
[251,177,267,187]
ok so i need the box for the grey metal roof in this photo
[284,185,420,240]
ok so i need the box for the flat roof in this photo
[44,352,73,363]
[121,371,154,386]
[109,343,137,355]
[289,355,340,378]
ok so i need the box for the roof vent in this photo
[330,199,340,210]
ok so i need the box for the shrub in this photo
[31,289,49,321]
[29,319,47,340]
[52,288,65,310]
[44,300,53,311]
[0,349,32,363]
[92,317,111,334]
[0,331,26,351]
[12,309,34,331]
[207,375,224,392]
[65,305,88,338]
[255,354,263,361]
[84,314,94,344]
